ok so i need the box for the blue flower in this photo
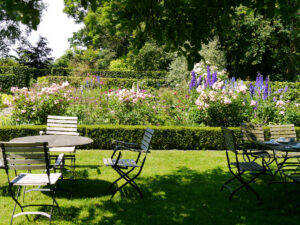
[197,75,202,86]
[189,71,197,90]
[249,82,255,98]
[211,72,217,86]
[207,66,211,86]
[284,86,288,92]
[263,77,269,100]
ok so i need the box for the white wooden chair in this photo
[0,142,63,224]
[40,115,79,179]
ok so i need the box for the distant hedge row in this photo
[45,76,167,89]
[50,67,167,79]
[1,125,299,150]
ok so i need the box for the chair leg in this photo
[10,186,22,225]
[110,167,143,199]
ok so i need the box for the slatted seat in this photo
[221,127,266,200]
[0,142,62,224]
[41,115,79,179]
[104,158,139,168]
[232,162,264,171]
[104,128,154,199]
[11,173,61,186]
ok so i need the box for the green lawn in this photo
[1,150,300,225]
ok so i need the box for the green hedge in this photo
[0,74,17,92]
[45,76,167,89]
[0,66,50,91]
[1,125,299,150]
[50,67,167,79]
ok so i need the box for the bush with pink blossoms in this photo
[10,82,72,124]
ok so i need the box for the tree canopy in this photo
[64,0,299,71]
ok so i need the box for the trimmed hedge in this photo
[50,67,167,79]
[45,76,167,89]
[0,74,17,92]
[1,125,299,150]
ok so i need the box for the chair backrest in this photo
[269,124,297,141]
[139,128,155,152]
[240,123,265,142]
[0,142,51,183]
[46,115,79,136]
[221,127,238,154]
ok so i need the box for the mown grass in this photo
[1,150,300,225]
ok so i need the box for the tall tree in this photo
[16,36,53,69]
[0,0,45,56]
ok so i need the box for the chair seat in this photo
[49,146,75,153]
[232,162,264,171]
[103,158,139,167]
[10,173,62,186]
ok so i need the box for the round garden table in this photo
[10,135,93,147]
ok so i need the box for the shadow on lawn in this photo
[62,167,300,225]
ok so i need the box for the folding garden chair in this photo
[240,123,274,174]
[40,115,79,179]
[103,128,154,199]
[221,127,266,200]
[0,142,63,224]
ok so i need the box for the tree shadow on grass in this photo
[64,166,300,225]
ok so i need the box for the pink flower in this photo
[279,111,285,115]
[223,97,232,104]
[21,110,26,114]
[250,100,256,106]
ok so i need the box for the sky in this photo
[28,0,83,60]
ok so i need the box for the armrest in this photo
[53,153,64,168]
[112,140,139,147]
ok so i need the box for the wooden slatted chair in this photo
[240,123,274,174]
[269,124,299,178]
[40,115,79,178]
[221,127,265,200]
[103,128,154,199]
[0,142,63,224]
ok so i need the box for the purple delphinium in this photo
[284,86,288,92]
[263,77,269,100]
[273,97,277,102]
[189,71,197,90]
[204,79,208,89]
[96,75,100,83]
[211,72,217,86]
[86,79,89,87]
[256,72,264,89]
[249,82,255,98]
[207,66,211,87]
[231,76,236,84]
[197,75,202,86]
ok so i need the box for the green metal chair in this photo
[221,127,266,200]
[103,128,154,199]
[1,142,62,224]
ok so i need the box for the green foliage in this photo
[109,58,132,71]
[49,68,167,79]
[0,74,17,92]
[126,41,173,71]
[165,55,190,87]
[1,125,299,150]
[219,5,299,81]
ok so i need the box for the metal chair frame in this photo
[1,142,62,225]
[104,128,154,199]
[221,127,266,200]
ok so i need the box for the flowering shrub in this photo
[10,82,72,124]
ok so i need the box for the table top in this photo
[10,135,93,147]
[257,140,300,152]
